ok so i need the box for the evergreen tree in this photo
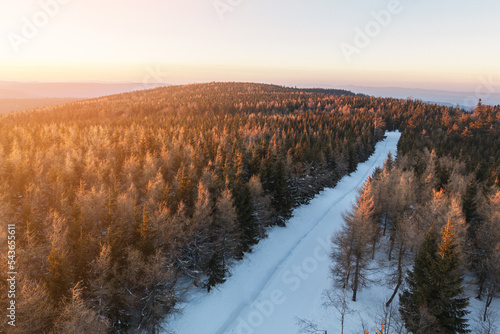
[232,182,258,255]
[399,223,469,333]
[435,222,470,333]
[384,152,394,172]
[205,251,226,292]
[270,158,293,226]
[462,180,478,228]
[434,160,450,191]
[400,227,441,333]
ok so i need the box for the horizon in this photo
[1,0,499,93]
[0,80,492,94]
[2,80,499,108]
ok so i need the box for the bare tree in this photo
[474,307,499,334]
[51,282,109,334]
[295,317,328,334]
[323,275,351,334]
[331,180,376,302]
[14,279,56,334]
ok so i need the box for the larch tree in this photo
[87,243,115,321]
[206,188,239,291]
[177,181,213,284]
[46,211,72,303]
[134,250,178,334]
[248,175,274,238]
[14,279,56,334]
[331,180,376,302]
[51,282,109,334]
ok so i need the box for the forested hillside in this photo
[0,83,383,333]
[329,99,499,332]
[0,82,498,333]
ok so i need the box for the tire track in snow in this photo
[215,135,394,334]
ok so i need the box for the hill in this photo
[0,82,498,333]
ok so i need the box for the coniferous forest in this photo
[0,82,499,333]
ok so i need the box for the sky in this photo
[0,0,499,91]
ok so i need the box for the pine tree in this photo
[399,224,470,333]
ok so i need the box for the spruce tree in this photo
[232,182,258,255]
[271,158,293,225]
[462,180,478,228]
[435,223,470,333]
[399,223,469,333]
[205,251,226,292]
[400,227,439,333]
[434,160,450,191]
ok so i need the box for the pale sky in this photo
[1,0,499,91]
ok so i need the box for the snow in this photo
[164,131,499,334]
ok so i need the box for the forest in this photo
[330,101,500,332]
[0,82,498,333]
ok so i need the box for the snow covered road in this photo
[166,131,401,334]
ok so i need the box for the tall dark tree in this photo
[462,179,486,298]
[462,179,478,233]
[205,251,226,292]
[435,222,470,333]
[400,224,469,333]
[270,158,293,226]
[232,182,258,255]
[434,160,450,191]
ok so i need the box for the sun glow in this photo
[0,0,499,91]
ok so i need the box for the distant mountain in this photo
[297,87,363,97]
[3,81,499,110]
[0,81,168,99]
[339,85,500,109]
